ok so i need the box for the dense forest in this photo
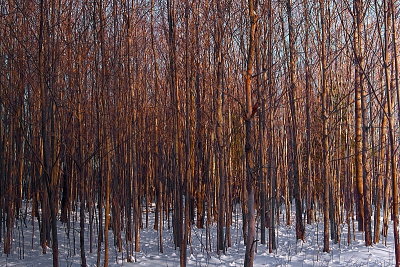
[1,0,400,266]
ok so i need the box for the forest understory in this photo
[0,202,396,267]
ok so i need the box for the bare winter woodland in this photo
[1,0,400,266]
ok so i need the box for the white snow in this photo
[0,204,396,266]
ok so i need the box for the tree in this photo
[243,1,258,266]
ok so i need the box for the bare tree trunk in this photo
[257,13,266,246]
[103,137,112,267]
[353,0,365,233]
[389,0,400,263]
[373,0,390,245]
[386,47,400,267]
[215,0,226,252]
[319,0,330,252]
[266,0,276,252]
[286,0,305,241]
[244,1,258,266]
[302,0,314,226]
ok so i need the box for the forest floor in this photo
[0,204,396,266]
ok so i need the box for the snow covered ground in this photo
[0,205,396,266]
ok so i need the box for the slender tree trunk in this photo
[353,0,365,233]
[320,0,330,252]
[244,1,258,266]
[103,138,111,267]
[267,0,276,252]
[389,0,400,263]
[286,0,305,241]
[215,0,225,252]
[374,0,390,244]
[303,0,313,225]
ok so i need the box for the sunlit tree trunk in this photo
[286,0,305,241]
[319,0,330,252]
[244,0,258,266]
